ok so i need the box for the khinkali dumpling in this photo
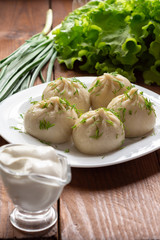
[24,97,78,144]
[107,88,156,137]
[72,108,125,155]
[42,77,90,114]
[89,73,131,109]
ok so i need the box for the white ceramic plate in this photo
[0,76,160,168]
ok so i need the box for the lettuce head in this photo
[53,0,160,85]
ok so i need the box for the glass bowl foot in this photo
[10,207,57,233]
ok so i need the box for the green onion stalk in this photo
[0,9,57,102]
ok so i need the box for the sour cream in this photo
[0,144,70,212]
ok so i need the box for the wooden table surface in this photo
[0,0,160,239]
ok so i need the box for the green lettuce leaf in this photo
[53,0,160,85]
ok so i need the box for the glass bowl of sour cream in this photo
[0,144,71,233]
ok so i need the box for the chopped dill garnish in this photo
[121,139,125,145]
[88,79,101,92]
[120,146,125,150]
[104,108,120,120]
[56,87,60,93]
[126,85,134,91]
[59,98,70,110]
[90,126,103,139]
[74,88,79,95]
[39,119,55,130]
[133,89,138,96]
[10,126,22,131]
[60,90,66,95]
[112,89,118,95]
[40,101,49,108]
[88,87,94,93]
[48,81,54,86]
[119,140,125,149]
[65,149,70,153]
[19,113,24,119]
[80,118,86,124]
[48,82,57,88]
[59,98,65,105]
[29,97,38,105]
[71,77,87,89]
[144,97,154,115]
[118,107,126,122]
[39,140,52,145]
[71,103,79,115]
[124,91,131,99]
[110,71,118,76]
[106,119,114,126]
[112,78,124,89]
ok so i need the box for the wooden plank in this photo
[0,0,58,238]
[59,153,160,240]
[0,0,49,56]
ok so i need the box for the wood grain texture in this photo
[59,153,160,240]
[0,0,58,238]
[0,0,49,56]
